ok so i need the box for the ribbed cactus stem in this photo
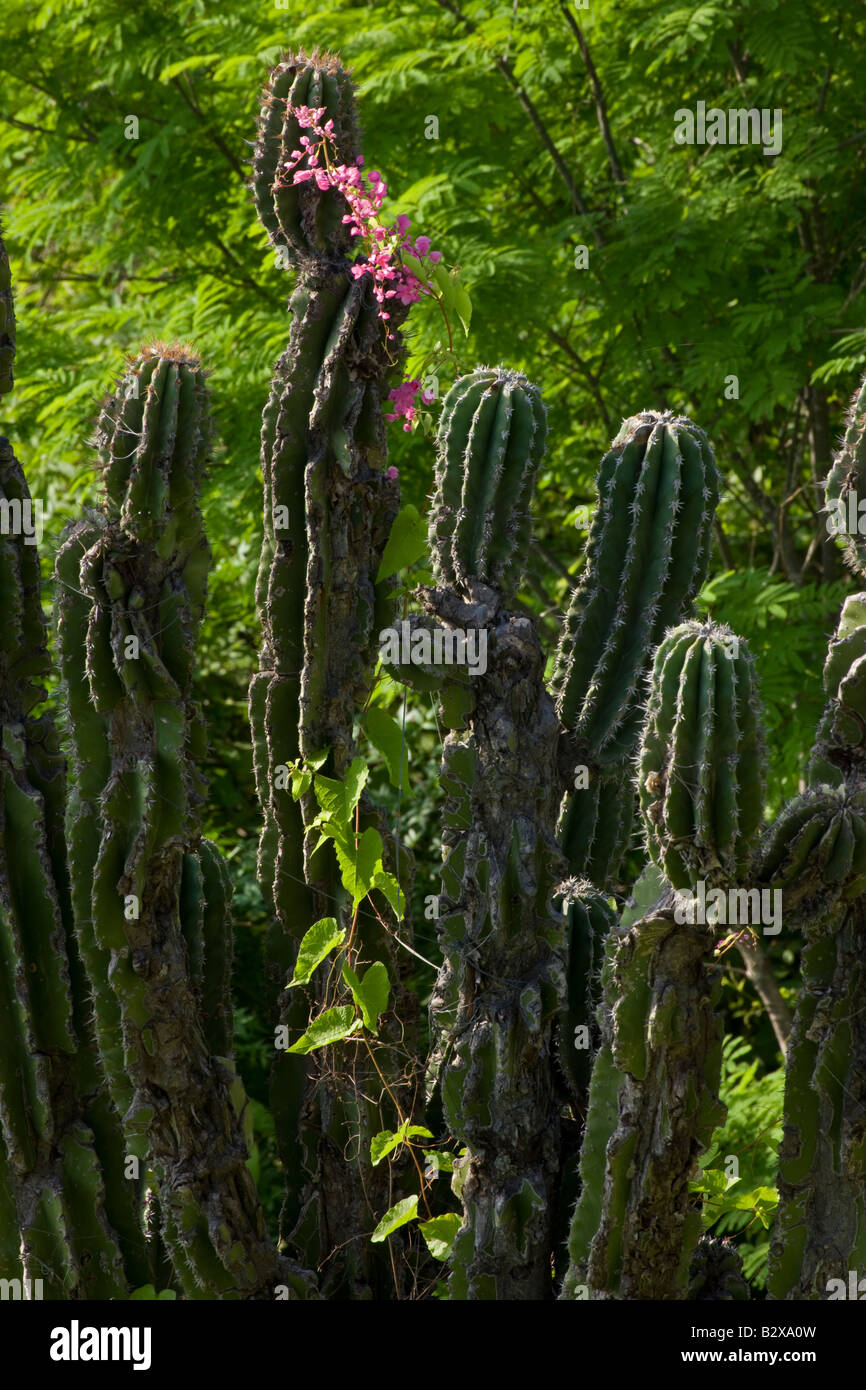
[552,881,617,1275]
[554,411,721,886]
[638,620,766,889]
[563,622,764,1300]
[429,367,547,601]
[252,52,361,267]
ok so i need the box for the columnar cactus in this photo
[389,368,569,1297]
[430,609,566,1299]
[0,242,147,1298]
[7,47,866,1311]
[766,587,866,1299]
[562,899,725,1300]
[249,51,414,1295]
[638,620,766,889]
[55,346,289,1299]
[563,620,766,1300]
[0,441,149,1298]
[552,410,721,886]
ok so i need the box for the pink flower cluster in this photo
[280,104,442,343]
[385,379,436,432]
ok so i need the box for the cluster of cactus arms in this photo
[563,624,764,1299]
[54,345,298,1300]
[0,230,148,1298]
[4,47,866,1306]
[552,412,721,888]
[388,368,570,1298]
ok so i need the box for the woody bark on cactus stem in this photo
[248,50,425,1294]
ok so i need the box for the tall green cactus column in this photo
[404,368,569,1298]
[549,415,722,1272]
[564,621,765,1299]
[249,53,413,1294]
[0,228,148,1298]
[55,345,294,1299]
[765,574,866,1297]
[552,411,721,888]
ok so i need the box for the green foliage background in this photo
[3,0,866,1289]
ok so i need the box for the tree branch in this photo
[171,74,248,181]
[435,0,591,220]
[545,327,613,433]
[558,3,625,186]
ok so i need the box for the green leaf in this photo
[373,867,406,919]
[159,54,222,83]
[371,1129,401,1167]
[288,764,312,802]
[423,1149,455,1176]
[691,1168,729,1196]
[365,705,410,795]
[342,958,390,1031]
[313,756,369,823]
[430,262,457,315]
[334,826,384,906]
[370,1195,419,1242]
[733,1186,779,1211]
[453,282,472,336]
[371,1122,434,1166]
[418,1212,462,1261]
[287,917,346,988]
[287,1005,360,1054]
[377,504,428,580]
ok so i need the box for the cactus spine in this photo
[249,52,414,1295]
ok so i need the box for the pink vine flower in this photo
[278,103,443,429]
[385,380,436,431]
